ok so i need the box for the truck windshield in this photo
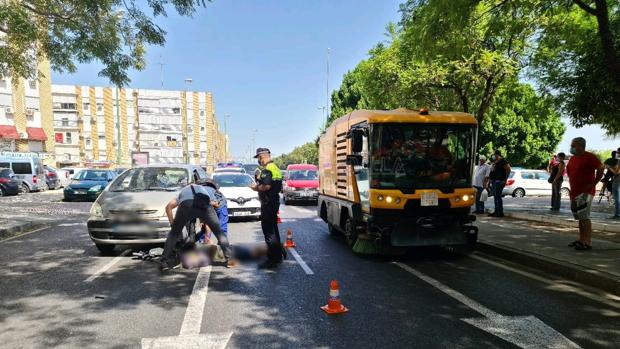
[369,123,474,192]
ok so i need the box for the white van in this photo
[0,154,47,193]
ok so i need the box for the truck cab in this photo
[318,108,478,252]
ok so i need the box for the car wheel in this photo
[561,187,570,197]
[20,183,30,194]
[95,244,116,255]
[512,188,525,198]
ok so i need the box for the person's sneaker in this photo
[258,260,279,269]
[281,246,288,260]
[226,259,239,268]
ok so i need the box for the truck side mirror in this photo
[349,129,364,153]
[346,155,362,166]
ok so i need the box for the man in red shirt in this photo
[566,137,605,250]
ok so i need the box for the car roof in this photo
[287,164,317,170]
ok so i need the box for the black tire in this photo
[327,223,340,236]
[561,187,570,197]
[20,183,30,194]
[512,188,525,198]
[95,244,116,255]
[344,218,357,247]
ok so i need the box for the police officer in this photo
[250,147,284,269]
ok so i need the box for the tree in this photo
[478,81,565,168]
[328,67,368,127]
[0,0,208,86]
[530,0,620,135]
[273,142,318,168]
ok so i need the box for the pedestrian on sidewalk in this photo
[160,183,236,270]
[566,137,605,251]
[604,148,620,219]
[473,155,491,214]
[550,152,566,211]
[488,150,511,217]
[250,147,284,269]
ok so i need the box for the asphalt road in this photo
[0,195,618,348]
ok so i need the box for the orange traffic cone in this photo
[277,211,282,224]
[321,280,348,314]
[284,228,296,248]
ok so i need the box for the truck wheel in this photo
[327,223,340,236]
[344,218,357,247]
[96,244,116,255]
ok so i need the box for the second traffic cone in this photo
[321,280,348,314]
[284,228,296,248]
[277,211,282,224]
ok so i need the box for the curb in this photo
[477,240,620,296]
[0,221,49,241]
[504,211,620,233]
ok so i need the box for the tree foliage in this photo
[0,0,208,86]
[273,142,318,169]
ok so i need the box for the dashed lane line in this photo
[84,249,132,283]
[287,247,314,275]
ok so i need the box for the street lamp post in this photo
[183,78,192,164]
[115,87,121,165]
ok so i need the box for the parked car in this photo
[502,169,571,198]
[60,167,86,179]
[242,163,260,178]
[87,164,209,254]
[0,168,20,196]
[47,165,70,187]
[212,172,261,219]
[0,154,46,193]
[283,164,319,204]
[63,169,117,202]
[214,167,246,174]
[44,165,61,190]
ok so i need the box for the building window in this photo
[97,103,103,111]
[98,135,105,139]
[172,107,180,114]
[29,80,37,89]
[200,110,205,116]
[83,102,89,110]
[200,126,205,131]
[0,79,7,88]
[66,132,72,144]
[61,118,69,127]
[85,139,91,145]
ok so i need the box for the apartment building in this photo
[0,74,228,170]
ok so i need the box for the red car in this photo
[283,164,319,204]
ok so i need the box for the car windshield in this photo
[213,174,254,187]
[0,169,12,178]
[370,123,475,191]
[288,170,318,180]
[74,170,109,181]
[109,167,188,192]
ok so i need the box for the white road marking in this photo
[0,225,50,243]
[141,265,233,349]
[471,253,620,309]
[180,266,212,335]
[287,206,311,214]
[58,222,87,227]
[287,247,314,275]
[394,262,581,349]
[84,249,131,283]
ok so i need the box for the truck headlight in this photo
[90,202,103,217]
[462,195,470,201]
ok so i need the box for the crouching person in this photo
[160,183,236,271]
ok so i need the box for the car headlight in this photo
[90,202,103,217]
[88,185,102,192]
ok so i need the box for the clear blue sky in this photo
[52,0,618,159]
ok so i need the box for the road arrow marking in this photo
[141,266,233,349]
[394,262,582,349]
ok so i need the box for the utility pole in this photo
[159,54,165,89]
[326,47,330,125]
[115,87,121,165]
[183,78,192,164]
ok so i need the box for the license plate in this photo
[113,224,150,233]
[421,192,438,206]
[75,189,87,194]
[233,211,250,216]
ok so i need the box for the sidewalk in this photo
[0,218,49,240]
[477,197,620,295]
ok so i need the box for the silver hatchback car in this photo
[87,164,209,254]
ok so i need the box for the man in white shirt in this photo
[473,155,491,214]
